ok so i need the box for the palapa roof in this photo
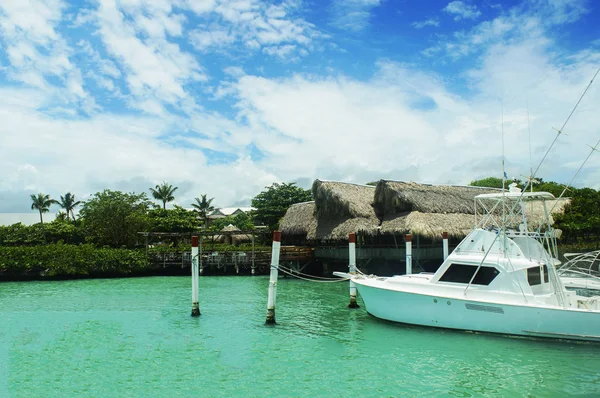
[311,180,379,240]
[279,179,570,242]
[215,224,251,244]
[381,212,475,239]
[279,201,317,237]
[375,180,500,215]
[313,180,377,219]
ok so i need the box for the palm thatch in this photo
[381,212,475,239]
[309,216,379,241]
[279,202,317,237]
[216,224,251,245]
[375,180,500,215]
[280,179,570,242]
[310,180,379,240]
[313,180,377,219]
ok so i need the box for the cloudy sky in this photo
[1,0,599,213]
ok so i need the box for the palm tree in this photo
[58,192,81,221]
[149,182,178,209]
[30,193,57,242]
[192,194,215,229]
[55,211,68,222]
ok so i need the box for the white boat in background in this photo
[558,250,600,295]
[338,185,600,342]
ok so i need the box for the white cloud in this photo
[443,1,481,21]
[429,0,589,59]
[412,18,440,29]
[1,0,599,216]
[92,0,206,114]
[0,0,75,86]
[330,0,382,31]
[187,0,323,59]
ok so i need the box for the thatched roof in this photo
[381,212,475,239]
[375,180,500,215]
[216,224,251,245]
[279,202,317,237]
[309,216,379,241]
[313,180,377,219]
[310,180,379,240]
[380,198,571,240]
[280,179,570,242]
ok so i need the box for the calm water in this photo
[1,276,600,397]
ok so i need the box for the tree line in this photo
[5,182,313,248]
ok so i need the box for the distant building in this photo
[208,207,254,219]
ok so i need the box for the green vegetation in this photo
[251,182,312,230]
[2,181,314,280]
[58,192,81,221]
[191,194,215,229]
[149,182,178,209]
[79,190,153,247]
[30,192,58,243]
[208,212,255,232]
[0,244,148,279]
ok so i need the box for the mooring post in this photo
[405,234,413,275]
[348,232,359,308]
[191,236,200,317]
[442,231,449,260]
[266,230,281,325]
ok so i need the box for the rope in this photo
[276,266,350,283]
[277,264,349,281]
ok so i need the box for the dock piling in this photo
[442,232,449,260]
[191,236,200,317]
[348,233,359,308]
[266,230,281,324]
[405,234,413,275]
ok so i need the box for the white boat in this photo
[558,250,600,296]
[339,186,600,341]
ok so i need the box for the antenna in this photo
[501,99,506,192]
[527,99,534,193]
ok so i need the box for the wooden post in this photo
[266,231,281,324]
[191,236,200,317]
[442,232,449,260]
[405,234,413,275]
[348,233,359,308]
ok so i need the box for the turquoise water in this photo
[1,277,600,397]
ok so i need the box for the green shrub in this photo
[0,244,149,278]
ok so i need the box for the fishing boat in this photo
[337,184,600,341]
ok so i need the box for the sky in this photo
[1,0,599,214]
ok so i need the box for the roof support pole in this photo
[406,234,413,275]
[348,233,359,308]
[266,231,281,325]
[442,232,449,260]
[191,236,200,317]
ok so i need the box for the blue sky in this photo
[1,0,599,214]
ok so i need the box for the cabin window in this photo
[527,266,542,286]
[543,264,549,283]
[439,263,499,285]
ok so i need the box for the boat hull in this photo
[354,280,600,341]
